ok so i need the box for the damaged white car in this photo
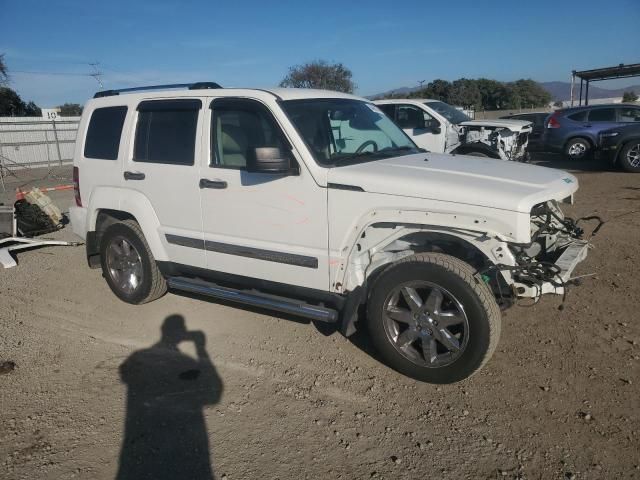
[375,99,532,161]
[71,85,599,384]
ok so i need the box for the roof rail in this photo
[93,82,222,98]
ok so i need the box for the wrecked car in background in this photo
[376,99,532,161]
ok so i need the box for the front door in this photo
[123,98,205,268]
[199,98,329,290]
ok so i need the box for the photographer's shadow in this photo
[116,315,223,480]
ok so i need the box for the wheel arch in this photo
[564,135,594,151]
[451,143,501,159]
[615,137,640,165]
[85,190,168,267]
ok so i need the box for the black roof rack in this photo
[94,82,222,98]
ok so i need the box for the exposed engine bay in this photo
[485,200,604,304]
[460,124,530,162]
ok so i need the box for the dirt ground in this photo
[1,157,639,480]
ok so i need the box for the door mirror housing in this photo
[248,147,298,175]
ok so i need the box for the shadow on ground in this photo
[117,314,223,480]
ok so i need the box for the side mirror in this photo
[248,147,298,175]
[431,125,441,135]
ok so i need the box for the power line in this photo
[12,70,96,77]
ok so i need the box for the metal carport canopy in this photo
[570,62,640,106]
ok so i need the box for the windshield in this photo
[281,99,420,166]
[425,101,471,125]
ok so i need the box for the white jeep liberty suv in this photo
[70,82,592,383]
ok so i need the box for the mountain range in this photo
[369,82,640,101]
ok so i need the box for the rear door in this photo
[123,98,205,267]
[586,107,617,140]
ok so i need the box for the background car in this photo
[543,104,640,160]
[598,124,640,172]
[500,112,548,151]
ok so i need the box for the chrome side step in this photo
[167,276,338,323]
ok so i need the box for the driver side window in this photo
[210,99,289,170]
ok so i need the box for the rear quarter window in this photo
[84,106,128,160]
[567,111,588,122]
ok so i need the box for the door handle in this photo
[124,171,145,181]
[199,178,227,189]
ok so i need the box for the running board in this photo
[167,276,338,323]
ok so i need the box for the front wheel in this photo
[367,253,501,383]
[618,141,640,173]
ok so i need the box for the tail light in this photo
[73,166,82,207]
[547,113,561,129]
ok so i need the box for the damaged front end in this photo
[489,200,604,302]
[460,124,531,162]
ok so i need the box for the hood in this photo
[327,152,578,213]
[460,119,532,132]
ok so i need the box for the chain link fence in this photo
[0,117,80,191]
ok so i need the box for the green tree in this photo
[622,91,638,103]
[280,60,355,93]
[448,78,481,108]
[24,101,42,116]
[0,53,8,86]
[418,79,451,101]
[506,79,552,109]
[0,87,41,116]
[58,103,83,116]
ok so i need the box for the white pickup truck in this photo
[375,99,532,161]
[70,84,591,383]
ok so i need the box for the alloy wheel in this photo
[382,281,470,368]
[105,236,143,295]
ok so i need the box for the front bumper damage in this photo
[512,240,590,297]
[483,200,603,302]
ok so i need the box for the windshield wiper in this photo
[379,146,427,154]
[331,151,378,163]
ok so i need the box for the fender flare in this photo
[87,187,168,261]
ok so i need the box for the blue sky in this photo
[2,0,639,106]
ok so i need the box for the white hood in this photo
[459,119,532,132]
[327,152,577,213]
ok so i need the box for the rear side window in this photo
[84,106,127,160]
[567,111,588,122]
[588,108,616,122]
[134,99,201,165]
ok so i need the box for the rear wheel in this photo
[100,219,167,304]
[367,253,501,383]
[618,141,640,173]
[565,138,592,160]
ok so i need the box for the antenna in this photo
[88,62,104,89]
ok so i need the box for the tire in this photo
[564,137,592,160]
[366,253,501,384]
[100,219,167,304]
[618,141,640,173]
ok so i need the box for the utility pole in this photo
[89,62,104,89]
[418,80,426,89]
